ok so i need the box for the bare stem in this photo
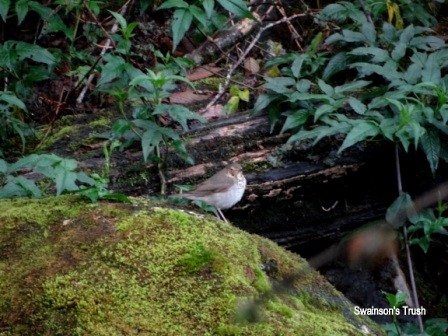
[395,144,424,333]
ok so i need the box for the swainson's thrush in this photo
[171,163,246,222]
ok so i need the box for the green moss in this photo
[40,125,78,149]
[266,298,294,318]
[195,77,226,91]
[178,242,217,274]
[88,117,111,128]
[0,198,386,335]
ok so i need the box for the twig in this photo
[394,144,424,334]
[358,0,373,24]
[201,11,308,113]
[76,0,133,104]
[276,1,303,50]
[82,0,116,45]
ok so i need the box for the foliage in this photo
[255,2,448,174]
[0,152,128,202]
[0,91,33,155]
[386,192,448,253]
[99,44,205,164]
[383,318,448,336]
[224,85,250,115]
[157,0,254,51]
[0,154,94,198]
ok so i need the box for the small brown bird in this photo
[171,163,246,222]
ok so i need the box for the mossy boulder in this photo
[0,196,385,335]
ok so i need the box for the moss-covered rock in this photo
[0,196,385,335]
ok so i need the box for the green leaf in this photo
[252,94,273,114]
[141,128,163,162]
[291,54,306,78]
[0,0,10,22]
[202,0,214,18]
[391,43,406,61]
[0,176,42,198]
[296,79,311,93]
[422,53,441,84]
[399,24,415,44]
[314,104,335,121]
[263,77,295,94]
[158,0,188,10]
[334,80,371,94]
[341,29,366,43]
[216,0,254,19]
[15,42,55,65]
[349,47,389,63]
[8,154,40,173]
[323,52,349,80]
[348,97,367,114]
[0,91,26,110]
[386,193,413,225]
[15,0,29,24]
[238,88,250,102]
[280,110,309,133]
[338,121,379,153]
[111,119,131,137]
[108,11,127,30]
[317,79,334,96]
[154,104,206,130]
[361,21,376,45]
[172,139,194,165]
[224,96,239,115]
[421,130,440,174]
[0,159,7,174]
[54,166,79,196]
[171,8,193,51]
[189,5,207,27]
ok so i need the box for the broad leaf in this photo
[421,130,440,174]
[349,47,389,63]
[171,8,193,51]
[361,21,376,45]
[386,192,413,225]
[54,166,79,196]
[189,5,207,27]
[253,94,274,114]
[280,110,309,133]
[291,54,306,78]
[141,128,163,162]
[0,159,7,174]
[157,0,188,10]
[224,96,240,115]
[154,104,206,130]
[202,0,214,18]
[314,104,335,121]
[0,0,9,22]
[318,79,334,96]
[216,0,254,19]
[323,52,349,80]
[0,92,26,110]
[422,53,441,84]
[334,80,371,94]
[15,41,55,65]
[338,121,380,153]
[263,77,295,94]
[348,97,367,114]
[15,0,29,24]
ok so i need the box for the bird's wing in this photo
[188,181,230,195]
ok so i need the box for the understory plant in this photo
[255,1,448,334]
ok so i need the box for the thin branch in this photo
[201,11,309,113]
[357,0,373,24]
[394,144,424,334]
[76,0,133,104]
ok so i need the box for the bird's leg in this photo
[216,208,228,223]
